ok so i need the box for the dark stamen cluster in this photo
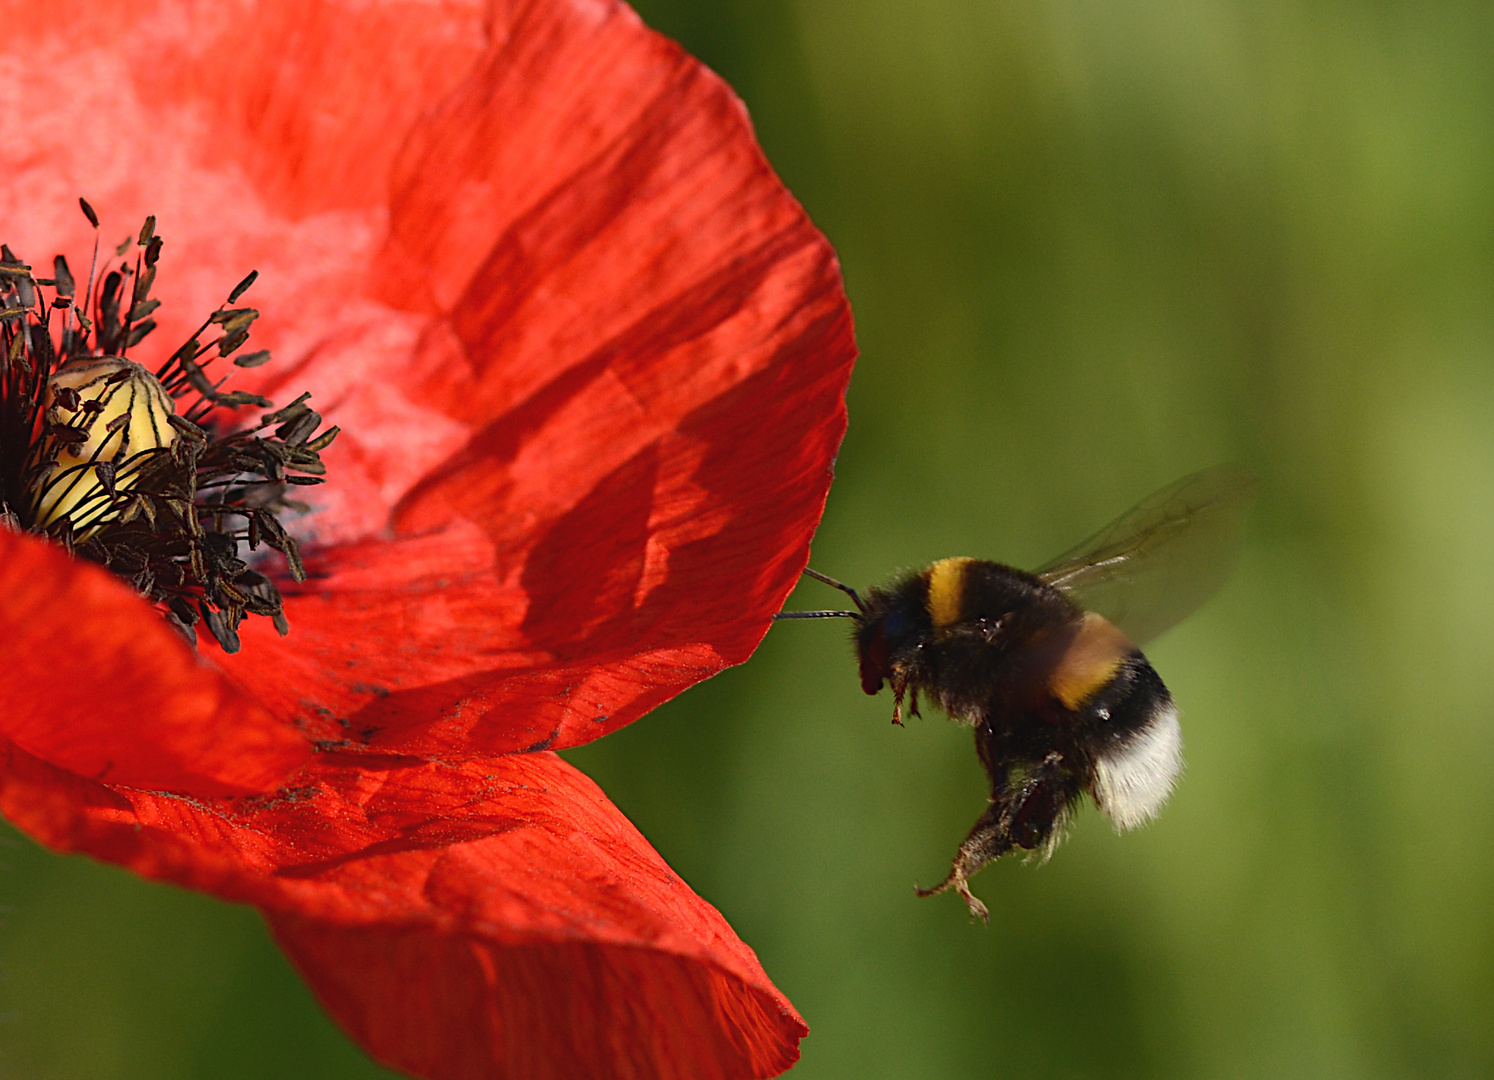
[0,201,337,653]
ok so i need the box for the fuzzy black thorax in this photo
[855,558,1082,722]
[0,204,337,653]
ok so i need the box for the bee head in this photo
[775,568,934,698]
[855,582,932,696]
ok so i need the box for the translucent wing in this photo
[1034,464,1259,646]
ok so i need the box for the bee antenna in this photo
[773,609,862,621]
[801,566,867,613]
[773,567,868,621]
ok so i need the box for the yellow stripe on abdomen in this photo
[926,557,975,627]
[1050,612,1133,710]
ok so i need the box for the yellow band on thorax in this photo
[926,556,975,627]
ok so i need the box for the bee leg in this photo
[890,672,908,725]
[914,800,1012,922]
[1007,752,1081,858]
[917,753,1081,921]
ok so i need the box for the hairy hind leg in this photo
[917,752,1080,921]
[915,799,1012,921]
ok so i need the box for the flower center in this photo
[0,203,337,653]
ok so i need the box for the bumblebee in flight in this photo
[777,465,1259,920]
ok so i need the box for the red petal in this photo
[4,0,853,739]
[0,741,806,1079]
[220,0,856,753]
[0,0,493,544]
[0,530,307,795]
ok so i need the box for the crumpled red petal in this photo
[0,529,307,794]
[232,0,857,759]
[0,0,854,763]
[1,0,849,1073]
[0,738,806,1079]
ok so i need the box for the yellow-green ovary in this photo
[31,358,177,531]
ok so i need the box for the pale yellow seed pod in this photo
[31,357,177,531]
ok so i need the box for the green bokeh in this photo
[7,1,1494,1076]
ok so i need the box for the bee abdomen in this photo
[1049,611,1133,711]
[1085,656,1183,831]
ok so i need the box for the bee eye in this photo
[859,623,891,695]
[882,607,911,642]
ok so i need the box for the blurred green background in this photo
[6,0,1494,1076]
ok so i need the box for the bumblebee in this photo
[777,465,1259,920]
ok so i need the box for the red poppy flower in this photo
[0,0,855,1076]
